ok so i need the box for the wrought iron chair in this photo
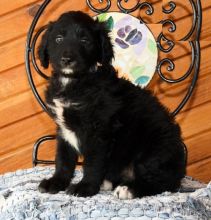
[25,0,202,167]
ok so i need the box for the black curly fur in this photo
[37,11,186,198]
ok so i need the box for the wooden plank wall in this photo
[0,0,210,182]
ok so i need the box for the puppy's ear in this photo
[38,22,54,68]
[95,19,114,65]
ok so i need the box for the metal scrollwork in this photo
[161,19,176,33]
[86,0,111,13]
[117,0,154,23]
[156,0,202,117]
[157,33,175,53]
[157,41,196,84]
[138,2,154,23]
[162,1,176,14]
[25,0,51,115]
[161,0,199,41]
[157,58,175,80]
[156,40,200,118]
[32,135,56,166]
[157,4,177,53]
[117,0,140,13]
[31,25,49,80]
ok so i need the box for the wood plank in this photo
[0,36,27,73]
[0,146,34,174]
[147,24,162,39]
[150,71,210,115]
[174,41,210,58]
[0,0,43,45]
[176,101,211,140]
[0,0,39,16]
[0,0,93,45]
[0,85,46,128]
[158,41,211,83]
[141,0,210,25]
[0,140,56,174]
[0,0,89,73]
[0,143,80,175]
[0,112,55,156]
[200,7,211,41]
[0,64,48,101]
[187,157,211,183]
[150,44,211,113]
[163,0,211,22]
[186,129,211,165]
[163,4,211,41]
[149,41,211,93]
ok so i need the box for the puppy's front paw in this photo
[66,182,99,197]
[38,177,69,194]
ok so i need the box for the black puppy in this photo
[38,11,186,199]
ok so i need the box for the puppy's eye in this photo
[55,35,63,44]
[80,38,89,44]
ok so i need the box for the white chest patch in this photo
[47,99,80,153]
[60,76,71,86]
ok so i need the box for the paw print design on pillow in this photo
[115,26,142,49]
[95,12,158,88]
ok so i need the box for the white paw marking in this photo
[114,185,134,200]
[100,180,113,191]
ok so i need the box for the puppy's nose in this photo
[61,57,73,65]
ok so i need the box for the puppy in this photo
[38,11,186,199]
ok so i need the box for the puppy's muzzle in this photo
[60,56,76,74]
[61,57,74,66]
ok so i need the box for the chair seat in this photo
[0,167,210,220]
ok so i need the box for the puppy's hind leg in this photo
[113,177,157,199]
[38,135,78,194]
[113,164,136,199]
[114,145,186,199]
[114,184,135,200]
